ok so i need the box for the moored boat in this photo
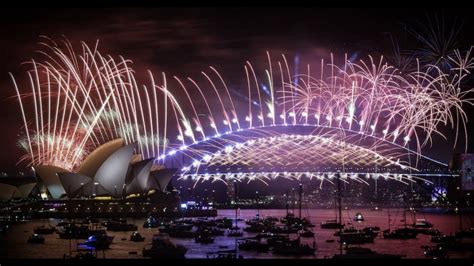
[339,231,376,244]
[272,237,316,256]
[27,233,45,244]
[227,230,243,237]
[34,225,57,234]
[238,239,269,252]
[332,247,403,259]
[321,219,344,229]
[383,228,418,239]
[353,212,364,222]
[143,234,187,259]
[130,231,145,242]
[105,221,138,232]
[195,235,214,244]
[299,229,315,238]
[413,219,433,229]
[84,233,114,250]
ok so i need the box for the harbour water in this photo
[0,208,472,259]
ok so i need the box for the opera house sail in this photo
[0,138,178,201]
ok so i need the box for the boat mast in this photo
[388,205,391,232]
[458,203,463,232]
[412,186,416,226]
[234,179,239,258]
[234,180,238,229]
[334,188,338,222]
[403,193,407,228]
[337,172,342,255]
[256,191,260,219]
[292,188,295,214]
[298,183,303,219]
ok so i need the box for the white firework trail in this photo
[10,38,474,188]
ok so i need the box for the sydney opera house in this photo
[0,139,185,218]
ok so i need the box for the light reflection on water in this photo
[0,208,472,259]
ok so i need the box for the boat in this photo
[339,231,376,244]
[227,230,243,237]
[207,227,225,236]
[422,228,441,236]
[143,217,159,228]
[84,233,114,250]
[281,213,315,228]
[383,195,418,240]
[321,219,344,229]
[299,229,315,238]
[63,246,97,260]
[238,239,269,252]
[423,245,448,259]
[272,237,316,256]
[167,223,194,232]
[57,224,94,239]
[362,226,380,237]
[362,226,380,232]
[57,224,106,239]
[0,222,8,235]
[332,247,403,259]
[272,245,316,256]
[264,216,279,222]
[84,217,100,224]
[27,233,45,244]
[206,250,244,259]
[430,234,456,243]
[323,182,345,230]
[216,218,234,229]
[143,234,187,259]
[334,227,358,236]
[57,220,69,227]
[105,221,138,232]
[245,217,261,226]
[383,228,418,239]
[243,223,270,233]
[413,219,433,228]
[130,231,145,242]
[196,227,224,236]
[370,206,382,211]
[284,185,316,229]
[266,235,290,246]
[353,212,364,222]
[168,230,196,238]
[72,252,97,260]
[195,232,214,244]
[271,225,298,234]
[102,217,127,225]
[255,232,278,239]
[34,225,57,234]
[192,218,217,227]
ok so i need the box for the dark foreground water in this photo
[0,208,473,259]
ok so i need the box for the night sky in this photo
[1,8,474,173]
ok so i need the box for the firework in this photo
[10,37,474,186]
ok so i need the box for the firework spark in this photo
[10,38,474,187]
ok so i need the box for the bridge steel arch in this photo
[155,124,457,186]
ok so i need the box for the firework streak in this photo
[10,38,474,185]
